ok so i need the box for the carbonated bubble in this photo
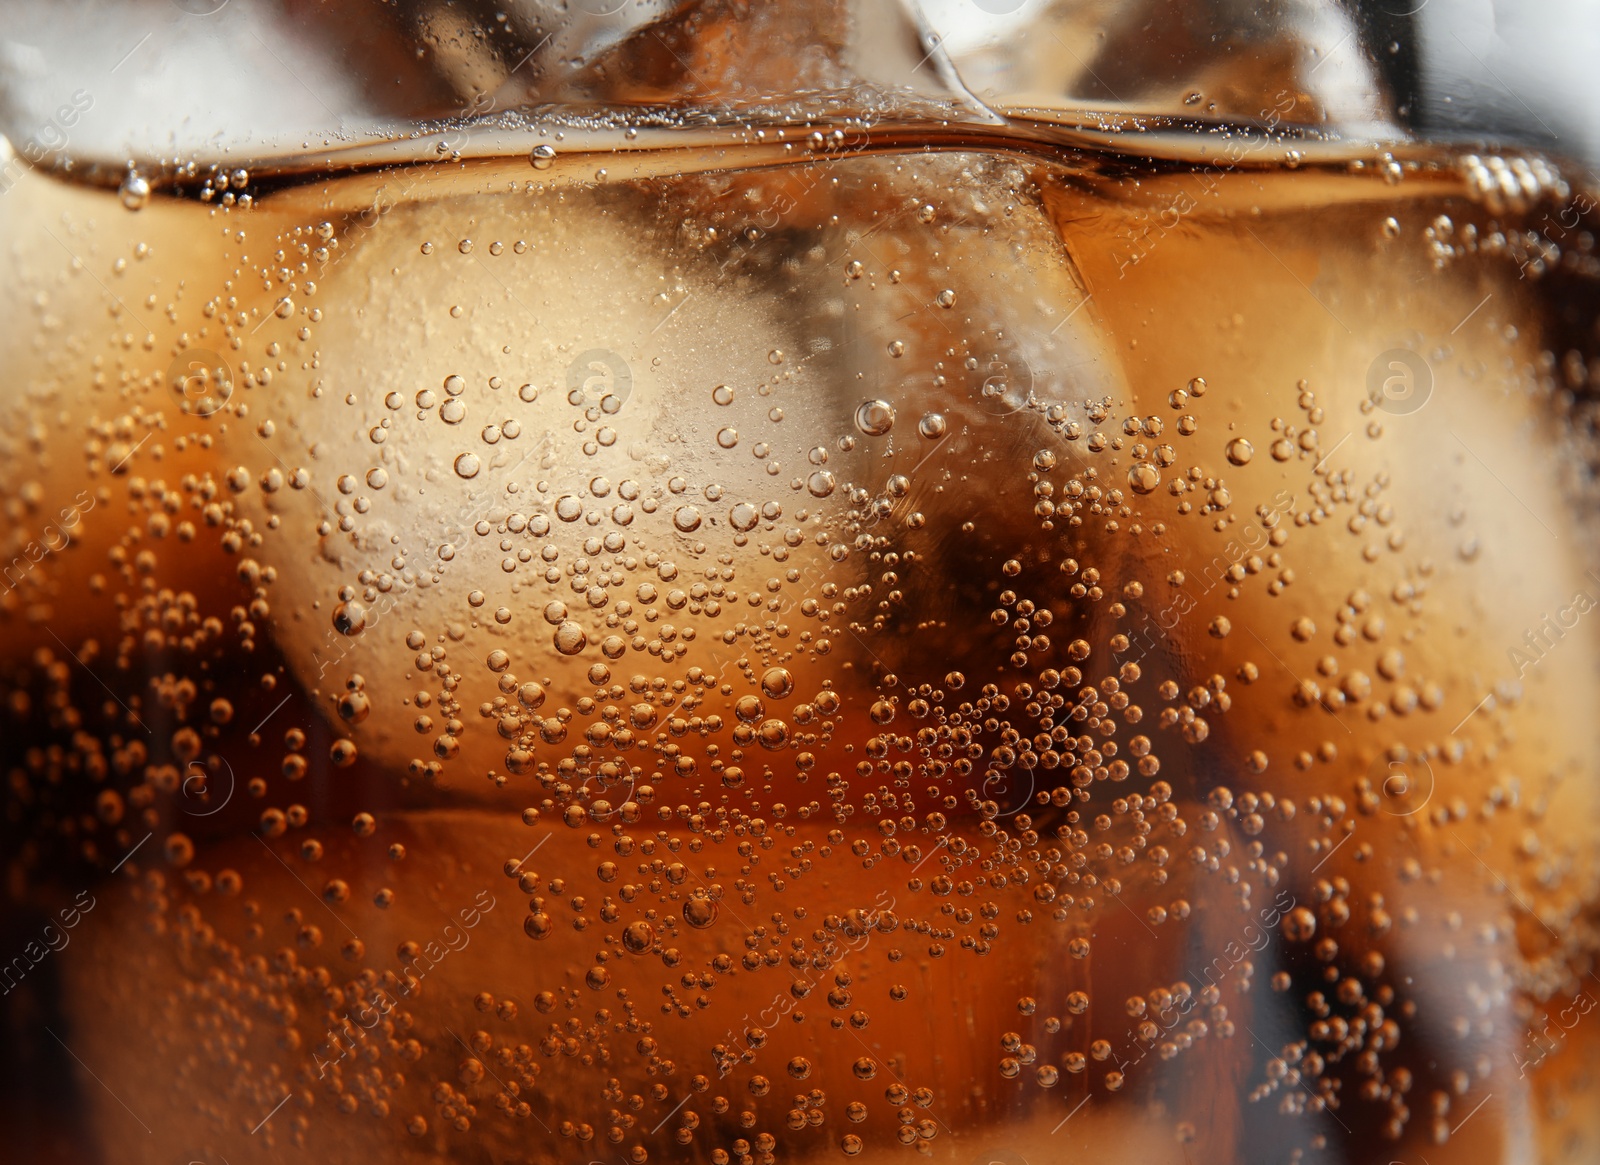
[854,399,896,436]
[332,601,366,636]
[554,622,587,655]
[622,921,654,952]
[682,897,718,928]
[119,172,151,210]
[1128,464,1161,494]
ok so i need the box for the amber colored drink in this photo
[3,120,1600,1165]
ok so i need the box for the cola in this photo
[3,51,1600,1165]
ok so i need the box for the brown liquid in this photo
[3,124,1600,1165]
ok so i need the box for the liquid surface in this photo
[3,118,1600,1165]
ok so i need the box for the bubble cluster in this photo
[3,115,1598,1165]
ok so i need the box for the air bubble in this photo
[623,921,654,952]
[332,601,366,636]
[1128,464,1161,494]
[683,897,718,928]
[1283,907,1317,942]
[337,689,370,724]
[119,172,150,210]
[855,399,896,437]
[554,622,588,655]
